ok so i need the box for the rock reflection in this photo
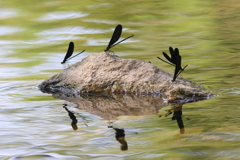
[57,93,190,134]
[54,93,167,120]
[56,93,166,150]
[55,93,191,151]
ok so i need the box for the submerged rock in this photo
[39,52,212,101]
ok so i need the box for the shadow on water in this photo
[53,92,199,151]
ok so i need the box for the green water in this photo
[1,0,240,159]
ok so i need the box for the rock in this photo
[39,52,212,102]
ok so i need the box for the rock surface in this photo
[39,52,212,101]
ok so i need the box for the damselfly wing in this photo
[172,54,182,82]
[163,47,176,64]
[104,24,134,52]
[174,48,188,73]
[172,53,188,82]
[104,24,122,52]
[61,42,85,64]
[61,42,74,64]
[158,47,188,69]
[159,47,179,66]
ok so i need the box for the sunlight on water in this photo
[38,11,89,21]
[0,0,240,159]
[0,26,25,35]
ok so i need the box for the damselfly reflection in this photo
[104,24,134,53]
[159,104,186,134]
[114,128,128,151]
[157,47,188,82]
[63,104,78,130]
[61,42,85,64]
[108,125,128,151]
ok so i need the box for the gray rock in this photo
[39,52,212,101]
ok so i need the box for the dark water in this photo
[1,0,240,159]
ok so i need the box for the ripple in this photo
[0,8,19,19]
[0,26,25,35]
[36,26,103,36]
[38,11,89,21]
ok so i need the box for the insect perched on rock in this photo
[157,47,188,82]
[104,24,134,53]
[61,42,85,64]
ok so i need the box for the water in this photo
[1,0,240,159]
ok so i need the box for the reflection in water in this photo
[160,104,186,134]
[63,103,90,130]
[53,93,167,120]
[63,104,78,130]
[108,124,128,151]
[57,93,194,151]
[63,101,130,151]
[172,105,185,134]
[57,93,192,135]
[113,128,128,151]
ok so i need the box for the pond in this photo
[1,0,240,159]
